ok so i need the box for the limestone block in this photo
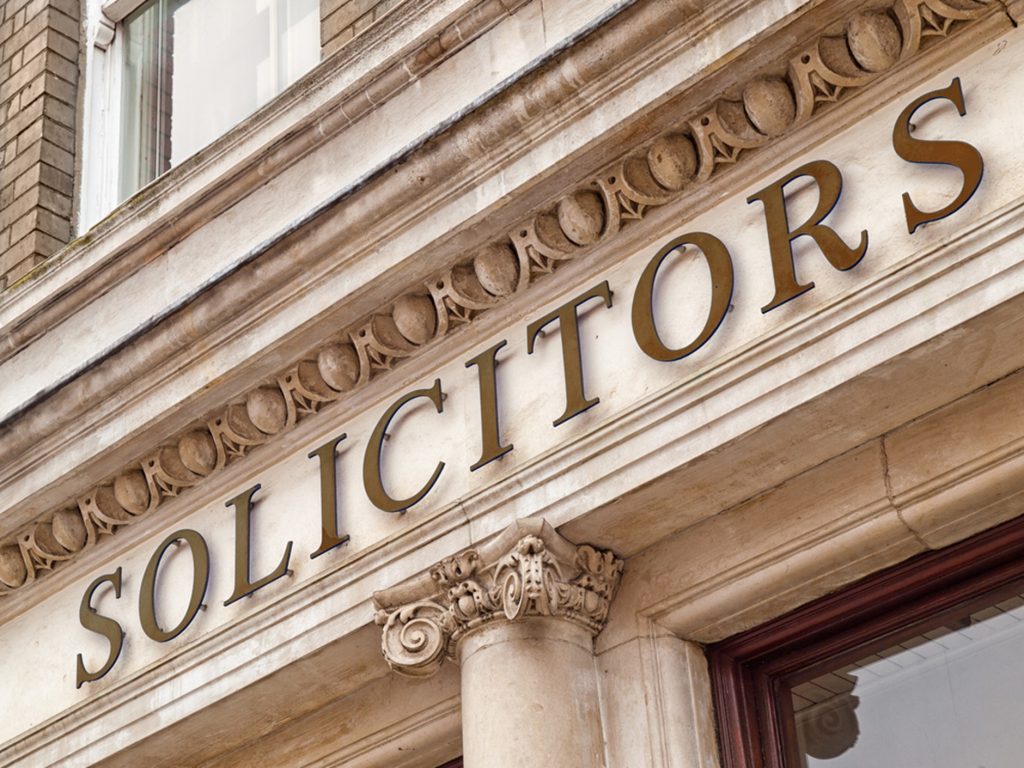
[887,368,1024,547]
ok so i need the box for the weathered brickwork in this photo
[0,0,79,291]
[321,0,401,59]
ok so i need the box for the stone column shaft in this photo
[459,617,604,767]
[373,519,623,768]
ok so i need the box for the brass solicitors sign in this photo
[75,78,984,688]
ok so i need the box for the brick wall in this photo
[0,0,79,291]
[321,0,401,59]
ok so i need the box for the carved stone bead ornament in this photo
[373,520,623,677]
[0,0,1003,598]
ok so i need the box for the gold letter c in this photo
[363,379,446,513]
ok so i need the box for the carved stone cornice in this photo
[372,519,623,676]
[0,0,1006,598]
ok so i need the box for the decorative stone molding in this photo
[92,13,116,51]
[372,519,623,677]
[0,0,1004,598]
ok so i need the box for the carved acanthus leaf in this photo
[373,520,623,677]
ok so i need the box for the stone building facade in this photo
[3,0,1024,766]
[0,0,79,289]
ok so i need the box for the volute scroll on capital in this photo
[373,519,624,677]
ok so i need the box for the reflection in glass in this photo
[119,0,319,200]
[793,594,1024,768]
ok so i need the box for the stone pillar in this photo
[373,519,623,768]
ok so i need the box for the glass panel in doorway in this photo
[793,594,1024,768]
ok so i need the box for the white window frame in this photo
[78,0,321,233]
[79,0,142,231]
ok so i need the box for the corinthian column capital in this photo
[373,519,623,677]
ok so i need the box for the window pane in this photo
[793,595,1024,768]
[120,0,174,199]
[120,0,319,200]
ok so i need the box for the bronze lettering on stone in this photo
[748,159,869,313]
[74,76,988,687]
[893,76,984,234]
[632,233,734,362]
[223,485,293,606]
[75,568,124,688]
[526,281,614,427]
[363,379,446,513]
[308,433,351,559]
[139,529,210,643]
[465,340,514,471]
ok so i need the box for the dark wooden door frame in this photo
[708,513,1024,768]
